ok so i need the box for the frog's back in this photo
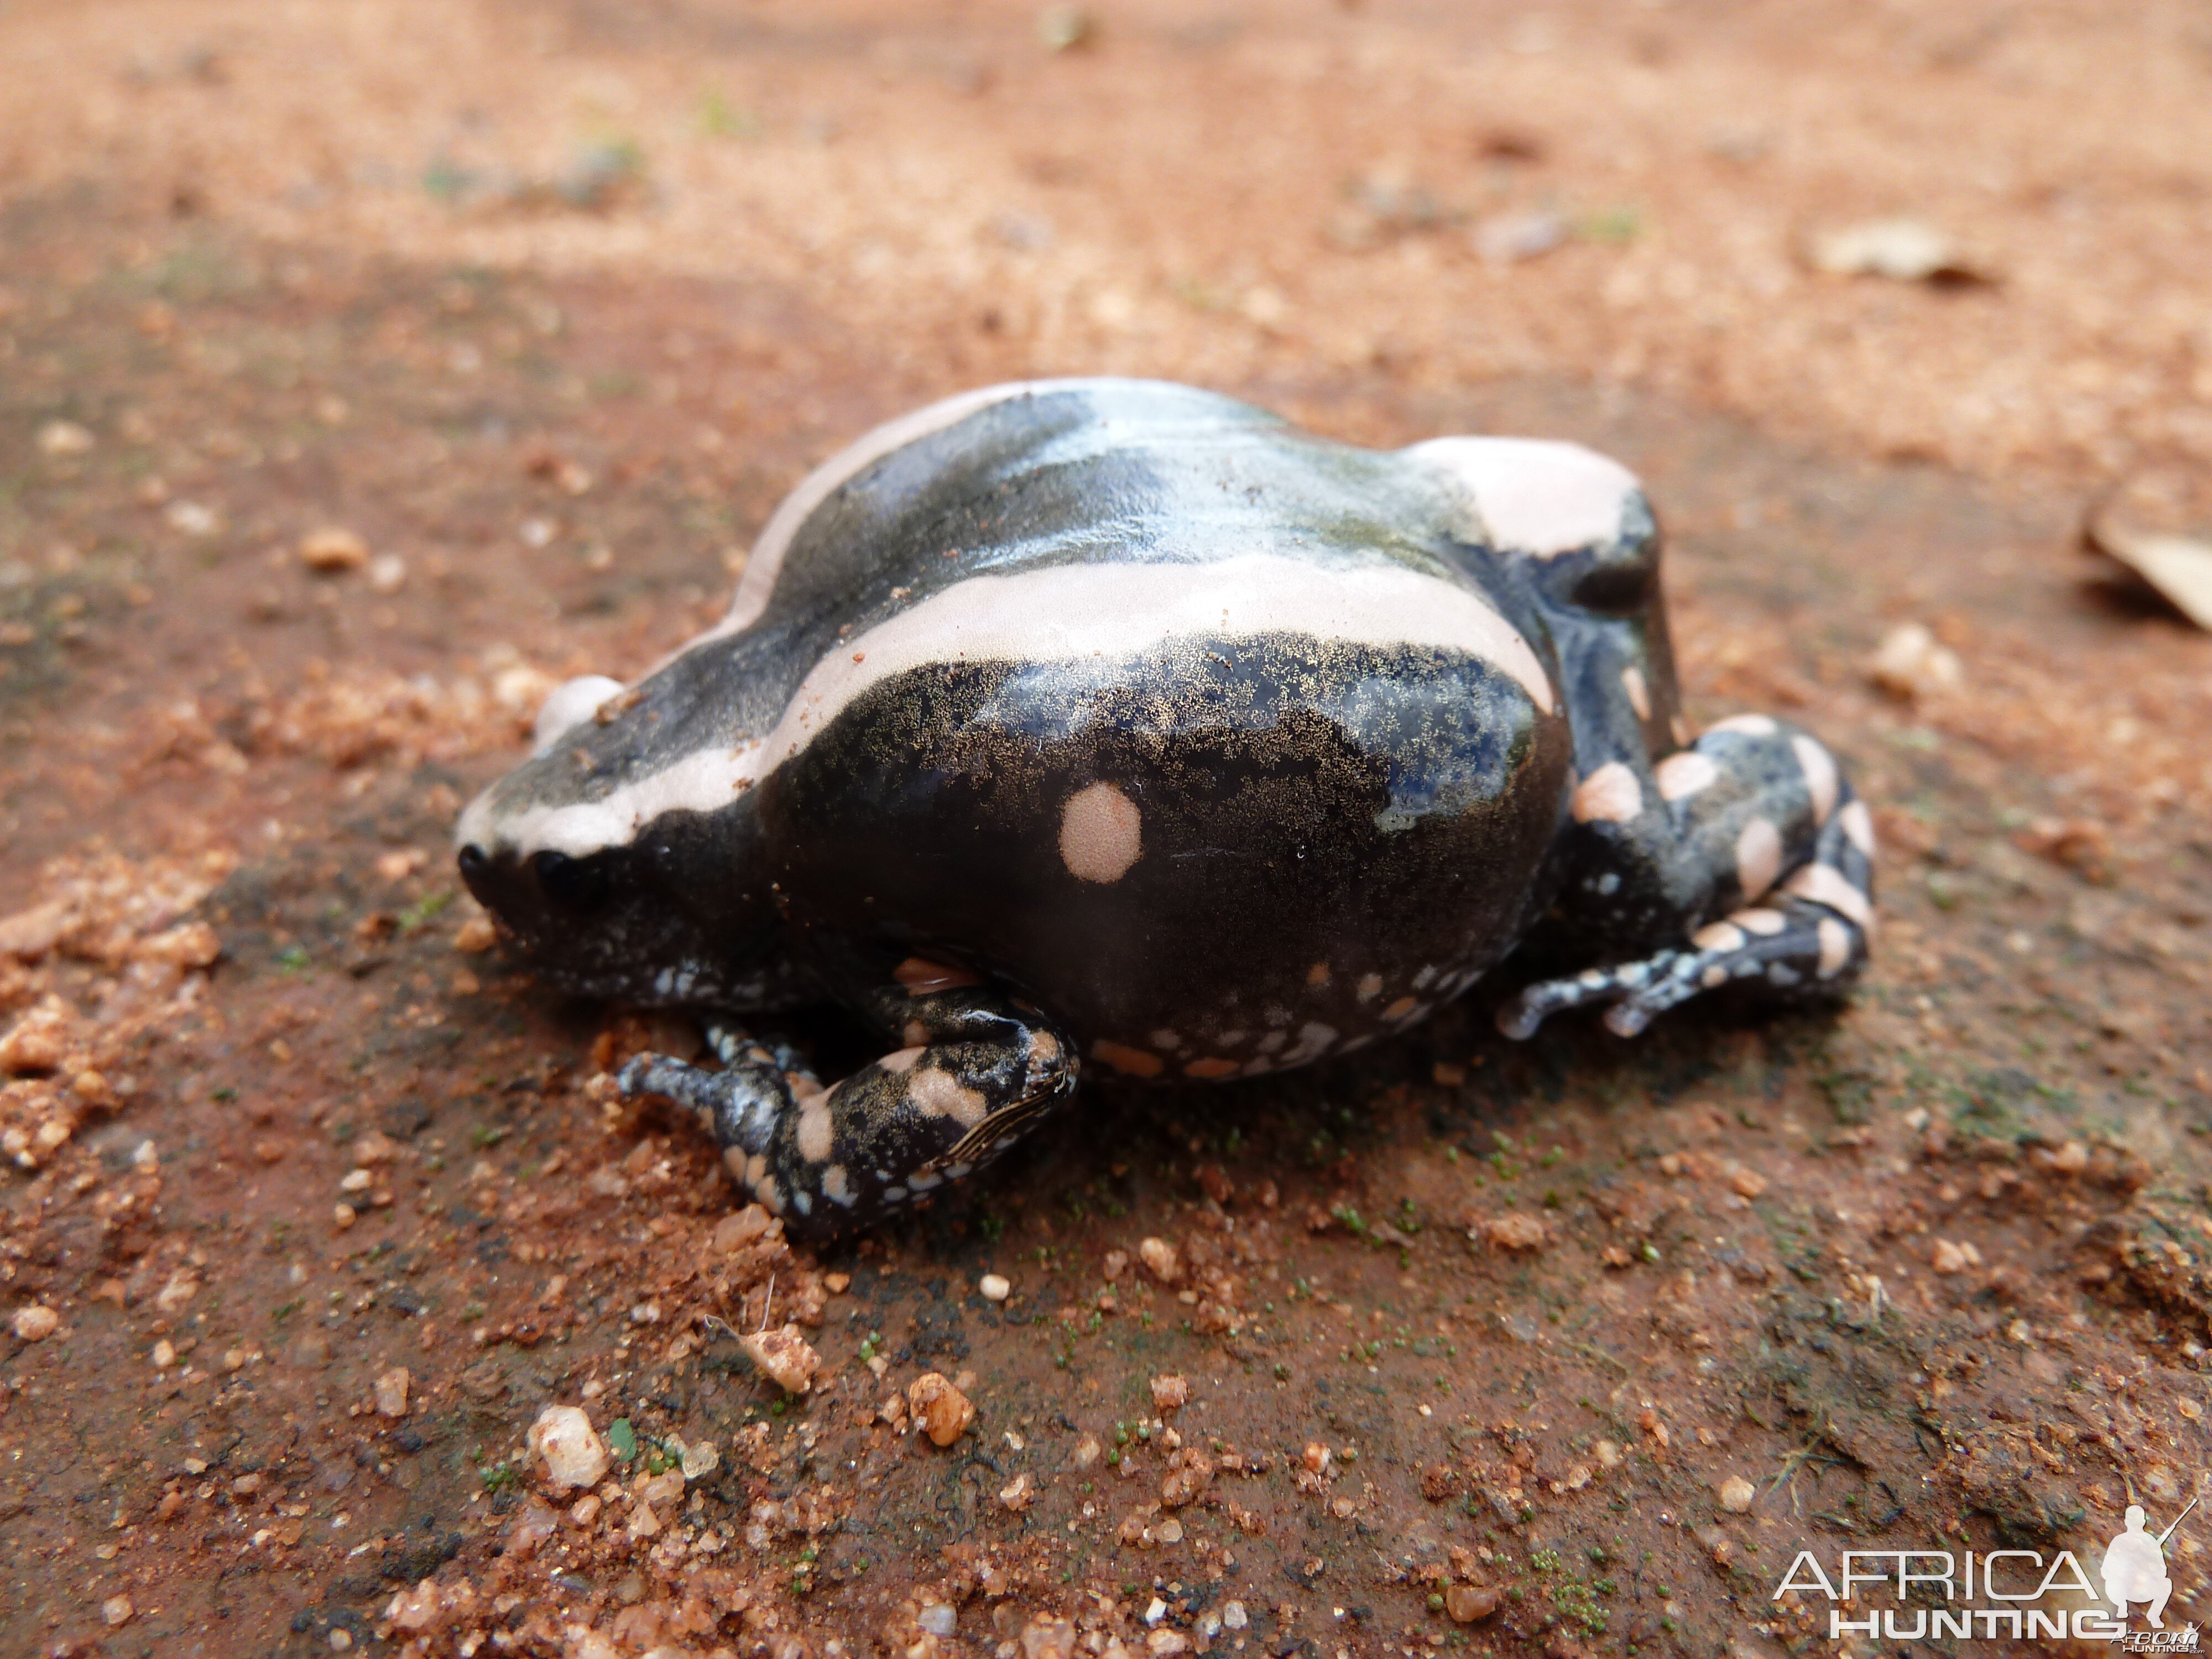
[731,380,1576,1076]
[727,379,1479,632]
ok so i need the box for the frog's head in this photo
[453,672,786,1006]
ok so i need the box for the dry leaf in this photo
[1809,218,1990,284]
[2084,471,2212,633]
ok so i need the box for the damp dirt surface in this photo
[4,5,2212,1658]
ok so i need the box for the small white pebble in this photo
[152,1339,176,1370]
[1718,1475,1756,1513]
[917,1603,956,1637]
[374,1367,410,1418]
[1868,620,1963,702]
[978,1273,1011,1303]
[102,1594,133,1627]
[165,499,217,536]
[1222,1601,1249,1631]
[1139,1237,1182,1284]
[11,1305,59,1342]
[528,1405,612,1489]
[38,419,95,457]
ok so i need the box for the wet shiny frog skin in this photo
[456,378,1875,1238]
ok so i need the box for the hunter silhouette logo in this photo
[2104,1500,2194,1629]
[1772,1495,2205,1646]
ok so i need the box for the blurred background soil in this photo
[2,3,2210,1657]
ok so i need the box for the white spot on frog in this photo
[1283,1021,1338,1066]
[1621,664,1651,721]
[1791,734,1839,822]
[1692,920,1746,954]
[1838,799,1876,857]
[1654,750,1718,802]
[1816,917,1853,978]
[1572,761,1643,825]
[909,1068,988,1127]
[1784,863,1874,930]
[1735,817,1783,900]
[795,1093,836,1163]
[1060,781,1143,884]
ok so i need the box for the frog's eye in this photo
[1569,559,1657,617]
[531,849,612,915]
[457,843,490,883]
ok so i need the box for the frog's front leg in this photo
[618,968,1077,1237]
[1501,714,1874,1039]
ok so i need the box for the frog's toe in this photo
[1496,956,1671,1039]
[618,1046,787,1154]
[1501,893,1870,1040]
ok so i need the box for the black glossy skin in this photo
[456,379,1873,1236]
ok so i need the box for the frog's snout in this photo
[457,842,615,928]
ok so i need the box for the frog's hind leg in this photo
[1501,715,1875,1038]
[1499,890,1868,1039]
[618,982,1077,1238]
